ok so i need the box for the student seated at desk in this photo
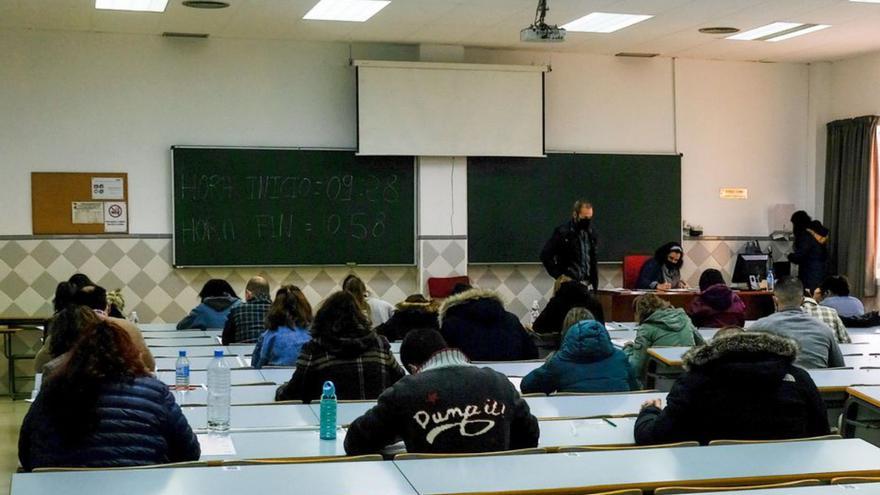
[75,285,155,372]
[439,288,538,361]
[222,276,272,344]
[634,329,829,445]
[177,279,241,330]
[19,320,200,471]
[33,305,100,374]
[816,275,865,318]
[344,329,539,455]
[275,291,405,403]
[375,294,439,342]
[344,274,395,328]
[749,277,844,369]
[520,317,637,395]
[624,294,704,378]
[251,285,312,369]
[636,242,689,290]
[687,269,746,328]
[532,280,605,335]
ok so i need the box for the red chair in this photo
[427,276,471,299]
[623,255,651,289]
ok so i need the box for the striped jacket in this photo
[275,331,405,403]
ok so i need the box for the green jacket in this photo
[625,307,704,376]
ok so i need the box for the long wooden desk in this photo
[842,386,880,443]
[195,417,637,462]
[174,384,278,406]
[183,403,318,431]
[155,356,246,371]
[394,439,880,495]
[11,461,416,495]
[596,289,775,322]
[145,337,223,347]
[157,369,270,386]
[676,484,880,495]
[143,330,222,339]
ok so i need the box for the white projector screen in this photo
[355,60,546,157]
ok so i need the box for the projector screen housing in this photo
[354,60,547,157]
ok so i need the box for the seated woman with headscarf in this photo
[637,242,688,290]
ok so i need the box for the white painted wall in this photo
[830,51,880,120]
[465,49,676,154]
[0,29,416,234]
[2,29,820,239]
[675,59,809,236]
[808,62,832,221]
[418,157,467,236]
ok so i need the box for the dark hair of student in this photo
[47,305,102,358]
[72,285,108,311]
[198,279,236,300]
[52,282,76,313]
[449,283,473,296]
[311,291,371,338]
[67,273,94,292]
[42,320,150,441]
[774,277,805,307]
[820,275,851,297]
[400,328,448,371]
[790,210,812,234]
[265,285,313,330]
[698,269,726,292]
[341,274,370,313]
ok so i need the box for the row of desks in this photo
[181,391,669,430]
[13,439,880,495]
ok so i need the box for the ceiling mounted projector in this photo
[521,0,566,42]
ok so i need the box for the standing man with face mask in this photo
[540,200,599,290]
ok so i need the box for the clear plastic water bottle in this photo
[129,311,139,324]
[767,268,776,292]
[320,380,337,440]
[175,350,190,389]
[207,350,231,432]
[529,300,541,326]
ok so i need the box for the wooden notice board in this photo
[31,173,129,234]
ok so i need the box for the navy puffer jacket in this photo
[19,376,200,471]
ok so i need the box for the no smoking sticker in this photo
[103,202,127,233]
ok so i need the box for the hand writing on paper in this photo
[641,399,663,410]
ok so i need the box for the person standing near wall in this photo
[540,200,599,290]
[788,211,829,293]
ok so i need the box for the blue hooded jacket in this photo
[520,320,638,395]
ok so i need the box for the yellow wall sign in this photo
[720,188,748,200]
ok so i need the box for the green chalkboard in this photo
[468,153,681,263]
[172,147,415,266]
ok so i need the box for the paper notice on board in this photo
[103,202,128,232]
[92,177,124,200]
[71,202,104,224]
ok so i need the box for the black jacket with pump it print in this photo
[344,349,539,455]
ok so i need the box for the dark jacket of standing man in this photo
[540,200,599,289]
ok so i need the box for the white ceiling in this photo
[3,0,880,63]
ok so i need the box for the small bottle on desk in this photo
[320,381,337,440]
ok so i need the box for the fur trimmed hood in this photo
[682,332,798,371]
[438,289,505,326]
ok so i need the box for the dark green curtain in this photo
[824,115,879,297]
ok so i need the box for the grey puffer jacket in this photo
[19,376,200,471]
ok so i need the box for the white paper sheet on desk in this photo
[197,433,236,456]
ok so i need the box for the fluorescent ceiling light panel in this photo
[726,22,802,40]
[95,0,168,12]
[767,24,830,42]
[303,0,390,22]
[561,12,653,33]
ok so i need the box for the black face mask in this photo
[576,218,591,231]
